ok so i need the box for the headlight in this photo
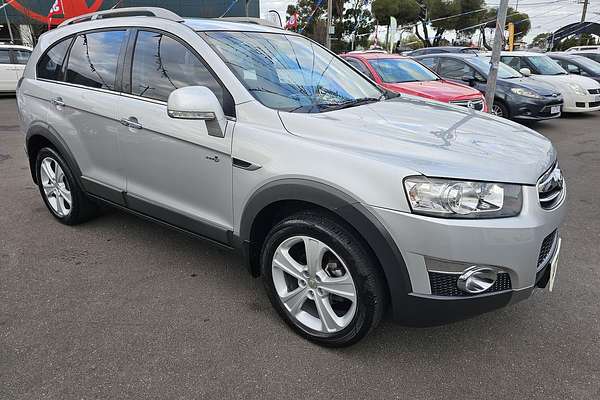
[510,87,542,99]
[403,176,522,218]
[567,83,586,95]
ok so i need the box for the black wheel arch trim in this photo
[238,178,413,313]
[26,122,83,186]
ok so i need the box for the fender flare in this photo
[239,178,413,312]
[26,122,82,185]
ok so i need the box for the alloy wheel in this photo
[271,235,357,334]
[491,104,504,117]
[40,157,72,217]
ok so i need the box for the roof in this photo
[412,52,479,59]
[341,52,407,60]
[184,18,285,34]
[499,51,547,57]
[0,44,33,50]
[546,52,586,60]
[568,49,600,54]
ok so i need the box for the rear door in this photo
[0,49,14,91]
[115,29,235,243]
[43,29,128,200]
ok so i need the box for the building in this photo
[0,0,260,45]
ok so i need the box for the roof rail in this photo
[217,17,282,29]
[58,7,183,28]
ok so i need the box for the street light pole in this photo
[485,0,509,114]
[326,0,332,49]
[581,0,589,23]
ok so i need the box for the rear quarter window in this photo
[37,38,72,81]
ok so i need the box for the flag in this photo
[285,12,299,30]
[47,0,64,30]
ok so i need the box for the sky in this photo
[260,0,600,43]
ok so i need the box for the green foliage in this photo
[531,32,552,49]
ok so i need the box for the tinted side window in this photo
[37,38,71,80]
[131,31,223,104]
[0,50,10,64]
[439,58,470,80]
[345,58,374,80]
[14,50,31,65]
[66,30,126,90]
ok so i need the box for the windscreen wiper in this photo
[317,97,381,112]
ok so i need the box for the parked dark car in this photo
[548,53,600,83]
[406,46,480,57]
[413,53,563,120]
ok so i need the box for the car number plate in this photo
[595,95,600,102]
[549,237,562,292]
[550,105,561,114]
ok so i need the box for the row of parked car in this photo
[341,47,600,121]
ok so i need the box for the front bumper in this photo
[368,185,566,323]
[562,91,600,112]
[508,94,563,120]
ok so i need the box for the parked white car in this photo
[0,44,32,92]
[499,51,600,113]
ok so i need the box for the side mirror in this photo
[167,86,226,138]
[519,68,531,77]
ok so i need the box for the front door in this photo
[116,30,234,243]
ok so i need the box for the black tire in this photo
[492,101,510,119]
[35,147,98,225]
[260,210,387,347]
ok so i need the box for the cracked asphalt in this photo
[1,97,599,399]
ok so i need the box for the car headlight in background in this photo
[567,83,587,95]
[510,87,542,99]
[403,176,522,218]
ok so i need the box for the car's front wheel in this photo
[261,211,387,347]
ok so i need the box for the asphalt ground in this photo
[1,96,599,399]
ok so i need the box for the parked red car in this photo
[341,51,487,112]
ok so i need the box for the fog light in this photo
[457,266,498,294]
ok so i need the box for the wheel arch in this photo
[238,178,413,310]
[26,122,82,185]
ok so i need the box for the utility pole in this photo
[581,0,589,23]
[485,0,509,114]
[326,0,333,49]
[1,0,14,43]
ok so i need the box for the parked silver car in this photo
[17,8,566,346]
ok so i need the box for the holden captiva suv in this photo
[17,7,566,346]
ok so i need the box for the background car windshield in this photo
[368,58,439,83]
[470,57,522,79]
[572,56,600,74]
[202,31,382,113]
[528,56,567,75]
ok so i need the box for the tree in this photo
[372,0,487,48]
[531,32,552,49]
[480,7,530,50]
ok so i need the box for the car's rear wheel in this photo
[261,211,386,347]
[35,147,98,225]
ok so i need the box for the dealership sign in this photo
[8,0,105,25]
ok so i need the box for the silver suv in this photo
[17,8,566,346]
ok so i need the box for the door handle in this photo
[120,117,143,130]
[50,97,65,107]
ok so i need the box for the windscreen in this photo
[470,57,522,79]
[202,31,383,113]
[528,56,567,75]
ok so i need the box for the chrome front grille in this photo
[450,99,485,111]
[537,162,565,210]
